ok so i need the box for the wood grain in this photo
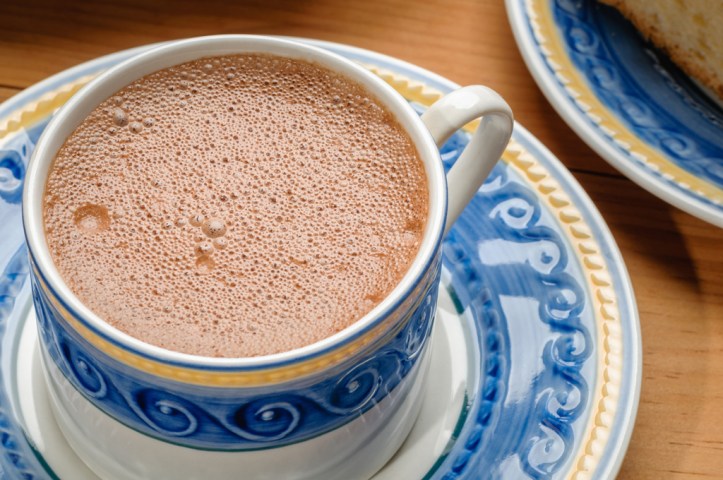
[1,0,721,478]
[0,87,20,104]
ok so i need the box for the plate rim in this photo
[0,37,642,480]
[505,0,723,228]
[288,38,642,479]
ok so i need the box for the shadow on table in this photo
[572,170,719,478]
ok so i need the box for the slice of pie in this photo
[601,0,723,99]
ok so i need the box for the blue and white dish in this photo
[506,0,723,227]
[0,39,641,479]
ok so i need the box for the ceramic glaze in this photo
[0,39,639,480]
[20,36,513,478]
[507,0,723,226]
[557,0,723,193]
[31,257,440,449]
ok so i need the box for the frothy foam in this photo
[44,54,428,358]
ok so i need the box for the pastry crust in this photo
[600,0,723,99]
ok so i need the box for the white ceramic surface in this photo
[0,38,640,480]
[22,35,513,479]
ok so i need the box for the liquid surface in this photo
[43,54,428,358]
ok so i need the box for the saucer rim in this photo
[0,38,641,480]
[303,38,641,479]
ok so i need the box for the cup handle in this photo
[420,86,513,233]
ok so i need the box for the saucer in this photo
[506,0,723,227]
[0,39,641,479]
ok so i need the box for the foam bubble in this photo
[195,240,214,256]
[112,108,128,127]
[73,204,110,234]
[44,53,428,358]
[202,217,226,238]
[190,214,204,226]
[195,255,215,274]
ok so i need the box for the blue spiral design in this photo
[128,390,199,437]
[61,345,108,398]
[430,121,593,479]
[33,263,438,449]
[0,148,25,204]
[328,360,382,413]
[404,293,435,359]
[227,400,301,441]
[554,0,723,202]
[0,40,633,480]
[0,246,37,478]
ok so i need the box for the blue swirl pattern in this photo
[554,0,723,195]
[0,49,602,478]
[428,129,592,479]
[33,258,440,450]
[0,246,34,479]
[0,124,45,479]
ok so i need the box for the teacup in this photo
[23,35,512,479]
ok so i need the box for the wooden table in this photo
[1,0,721,478]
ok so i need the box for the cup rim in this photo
[23,34,447,370]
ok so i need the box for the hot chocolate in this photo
[43,53,428,358]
